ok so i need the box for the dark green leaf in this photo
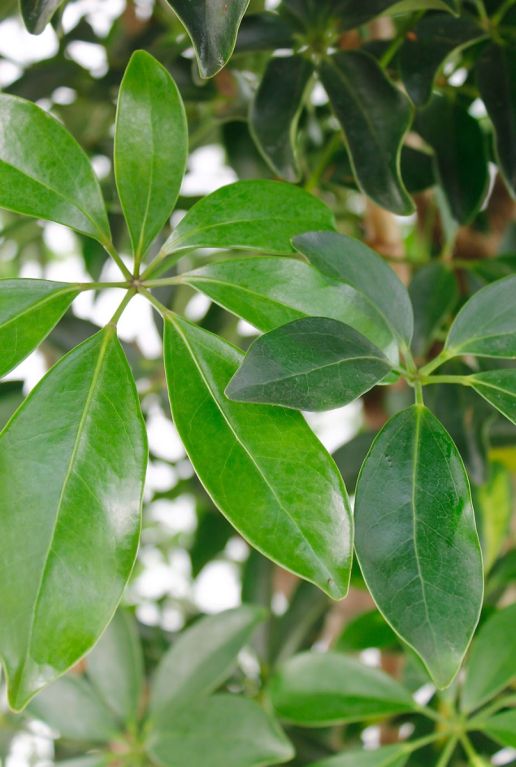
[86,610,143,726]
[0,279,79,379]
[162,180,335,257]
[400,146,435,194]
[332,432,377,492]
[163,315,352,599]
[335,610,399,652]
[400,14,484,106]
[115,51,187,262]
[149,606,265,722]
[164,0,251,78]
[477,42,516,196]
[0,95,110,243]
[307,744,409,767]
[473,462,512,573]
[469,369,516,424]
[0,328,147,710]
[461,604,516,713]
[415,95,489,224]
[293,231,414,346]
[250,54,312,182]
[319,51,414,215]
[182,257,396,358]
[269,581,328,665]
[481,710,516,748]
[148,694,294,767]
[0,381,24,429]
[235,13,294,52]
[355,405,483,688]
[409,263,458,357]
[445,275,516,358]
[226,317,392,411]
[269,652,414,725]
[28,676,119,742]
[20,0,65,34]
[336,0,458,30]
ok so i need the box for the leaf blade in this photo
[469,369,516,425]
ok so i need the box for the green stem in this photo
[77,281,132,291]
[305,132,341,192]
[475,0,490,26]
[405,731,443,752]
[108,288,136,326]
[414,380,424,405]
[420,374,470,386]
[419,350,453,377]
[103,241,133,281]
[436,737,458,767]
[416,704,451,726]
[379,12,424,69]
[492,0,516,24]
[142,276,184,288]
[140,287,173,318]
[468,694,516,728]
[460,733,484,765]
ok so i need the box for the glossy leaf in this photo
[0,329,147,710]
[20,0,65,33]
[469,369,516,424]
[415,95,489,224]
[293,231,414,346]
[409,263,458,357]
[149,606,265,722]
[268,652,414,725]
[461,604,516,713]
[86,610,143,726]
[308,745,409,767]
[336,610,398,652]
[163,316,352,599]
[335,0,458,29]
[445,275,516,358]
[182,257,396,358]
[164,0,250,78]
[0,279,79,378]
[28,676,119,742]
[226,317,391,411]
[355,405,483,688]
[400,14,484,106]
[235,13,294,52]
[473,462,512,573]
[162,180,335,256]
[250,54,312,182]
[477,42,516,196]
[0,95,110,243]
[115,50,187,261]
[481,710,516,748]
[148,694,294,767]
[319,51,414,215]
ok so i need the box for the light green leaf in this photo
[445,275,516,358]
[481,710,516,748]
[409,263,458,357]
[355,405,483,689]
[115,51,187,262]
[319,51,414,215]
[0,95,110,243]
[163,315,352,599]
[0,279,79,378]
[0,328,147,711]
[308,744,409,767]
[148,694,294,767]
[164,0,250,78]
[473,462,513,574]
[86,610,143,726]
[293,231,414,346]
[268,652,414,726]
[182,257,397,359]
[20,0,66,33]
[226,317,391,411]
[250,54,313,182]
[149,605,265,722]
[162,180,335,257]
[28,676,119,743]
[461,604,516,713]
[469,368,516,424]
[477,42,516,197]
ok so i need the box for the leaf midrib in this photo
[0,285,77,334]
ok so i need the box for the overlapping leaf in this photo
[308,745,409,767]
[20,0,66,34]
[468,369,516,425]
[409,263,458,357]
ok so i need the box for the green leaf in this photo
[307,744,409,767]
[400,14,485,106]
[162,180,335,257]
[415,95,489,224]
[0,95,110,243]
[182,257,397,359]
[445,275,516,358]
[469,369,516,424]
[226,317,392,411]
[473,462,512,574]
[164,0,250,78]
[148,694,294,767]
[235,13,294,53]
[0,381,24,429]
[250,54,312,182]
[20,0,65,34]
[335,610,399,653]
[115,51,188,262]
[28,676,120,742]
[400,146,435,193]
[461,604,516,713]
[335,0,458,29]
[481,710,516,748]
[0,328,147,711]
[319,51,414,215]
[149,606,265,722]
[269,581,328,665]
[355,405,483,688]
[163,315,352,599]
[477,42,516,196]
[293,231,414,346]
[0,279,79,378]
[268,652,414,726]
[409,263,458,357]
[86,610,143,726]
